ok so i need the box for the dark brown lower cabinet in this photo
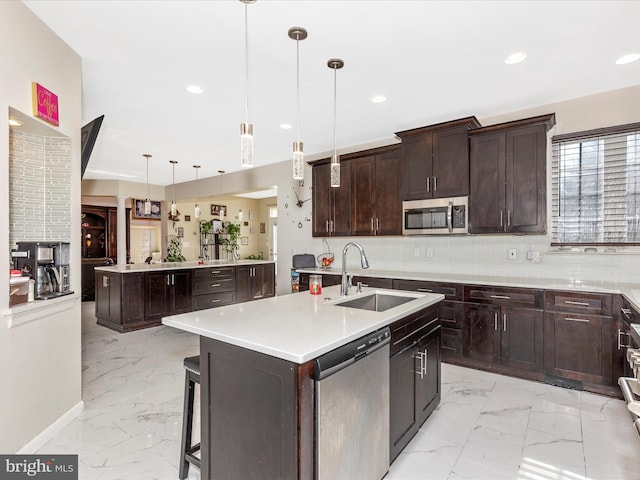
[200,337,314,480]
[235,264,275,303]
[389,305,441,461]
[544,312,613,386]
[464,303,543,373]
[144,270,192,324]
[95,271,146,332]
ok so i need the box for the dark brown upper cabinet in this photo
[396,117,481,200]
[312,161,351,237]
[469,114,555,234]
[348,146,402,236]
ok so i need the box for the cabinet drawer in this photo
[393,279,463,301]
[193,276,235,295]
[545,290,613,316]
[352,276,394,289]
[193,267,235,281]
[440,300,464,329]
[441,327,462,357]
[390,304,439,356]
[192,291,235,311]
[464,285,543,309]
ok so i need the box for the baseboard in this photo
[17,400,84,454]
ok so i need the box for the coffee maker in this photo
[12,241,72,299]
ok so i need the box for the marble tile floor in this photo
[37,302,640,479]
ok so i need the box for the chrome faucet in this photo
[341,242,370,296]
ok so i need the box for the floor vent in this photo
[544,375,583,391]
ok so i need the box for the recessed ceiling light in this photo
[504,52,527,65]
[616,53,640,65]
[371,95,387,104]
[280,123,292,130]
[186,84,204,94]
[8,119,22,127]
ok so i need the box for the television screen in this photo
[81,115,104,178]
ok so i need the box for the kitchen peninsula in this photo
[162,285,444,479]
[94,260,275,332]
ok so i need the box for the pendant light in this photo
[143,154,152,215]
[328,58,344,188]
[240,0,256,168]
[170,160,178,216]
[218,170,226,220]
[288,26,307,180]
[193,165,201,218]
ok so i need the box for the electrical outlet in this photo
[426,248,434,258]
[532,251,541,264]
[508,248,517,260]
[413,247,420,257]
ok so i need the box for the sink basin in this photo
[335,293,415,312]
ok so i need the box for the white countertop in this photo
[96,259,274,273]
[162,285,444,364]
[296,267,640,312]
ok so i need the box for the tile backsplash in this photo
[312,234,640,286]
[9,130,72,248]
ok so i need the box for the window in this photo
[552,123,640,245]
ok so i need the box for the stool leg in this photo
[179,370,195,479]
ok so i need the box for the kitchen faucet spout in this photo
[341,242,369,296]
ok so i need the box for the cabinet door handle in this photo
[565,317,589,323]
[210,299,221,303]
[254,294,264,299]
[371,218,375,233]
[503,313,507,332]
[167,274,171,286]
[433,176,437,192]
[565,300,590,307]
[210,270,221,275]
[507,210,511,227]
[491,295,511,300]
[325,220,329,233]
[500,210,504,228]
[618,329,631,350]
[376,218,380,233]
[102,276,109,288]
[417,288,433,293]
[211,283,221,287]
[622,308,633,320]
[426,177,430,192]
[494,312,498,330]
[415,351,425,379]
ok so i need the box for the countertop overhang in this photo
[95,259,274,273]
[162,285,444,364]
[296,267,640,312]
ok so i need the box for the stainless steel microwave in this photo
[402,196,469,235]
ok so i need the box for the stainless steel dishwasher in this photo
[314,327,390,480]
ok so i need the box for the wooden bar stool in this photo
[179,355,201,479]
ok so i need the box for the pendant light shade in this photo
[240,0,256,168]
[193,165,201,218]
[170,160,178,216]
[142,154,152,214]
[289,26,307,180]
[328,58,344,188]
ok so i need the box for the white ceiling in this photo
[23,0,640,186]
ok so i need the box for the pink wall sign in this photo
[31,82,59,126]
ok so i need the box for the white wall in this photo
[0,1,82,452]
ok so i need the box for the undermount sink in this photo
[335,293,415,312]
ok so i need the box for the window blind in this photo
[551,125,640,245]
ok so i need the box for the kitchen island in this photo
[94,260,275,332]
[162,285,444,480]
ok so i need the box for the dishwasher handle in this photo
[314,327,390,381]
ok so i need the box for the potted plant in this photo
[164,235,186,262]
[221,222,241,260]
